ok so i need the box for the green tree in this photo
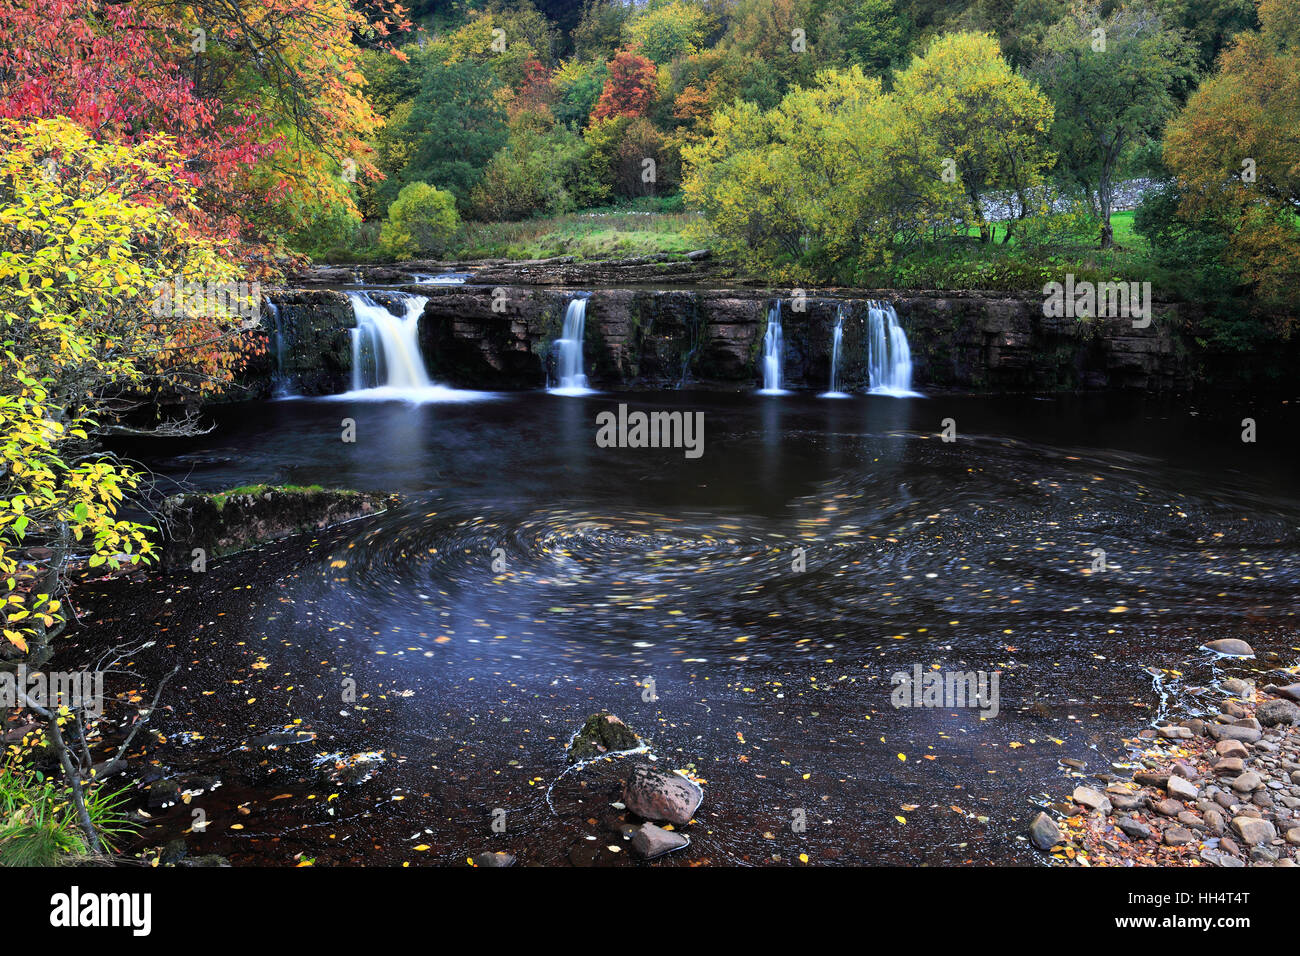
[625,1,714,62]
[402,60,509,209]
[1029,2,1196,247]
[380,182,462,258]
[1163,0,1300,298]
[892,32,1055,242]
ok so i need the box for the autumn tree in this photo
[1163,0,1300,298]
[591,48,659,120]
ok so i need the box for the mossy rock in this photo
[566,712,642,764]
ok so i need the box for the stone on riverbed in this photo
[1167,776,1198,801]
[1221,678,1254,698]
[566,712,642,763]
[631,823,690,860]
[473,851,516,867]
[1073,786,1111,813]
[623,762,704,826]
[1029,812,1063,851]
[1256,699,1299,727]
[1203,639,1255,657]
[1230,816,1276,845]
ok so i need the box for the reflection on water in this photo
[88,391,1300,865]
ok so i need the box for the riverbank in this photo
[1034,642,1300,867]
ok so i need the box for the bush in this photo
[379,183,461,259]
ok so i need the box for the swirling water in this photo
[80,391,1300,865]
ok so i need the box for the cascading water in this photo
[266,300,292,398]
[821,306,847,398]
[759,300,786,394]
[341,291,488,403]
[550,296,593,395]
[348,291,431,390]
[866,300,918,397]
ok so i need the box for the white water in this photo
[338,291,490,403]
[758,300,787,394]
[267,300,292,398]
[866,300,919,397]
[820,307,848,398]
[411,272,470,285]
[550,296,593,395]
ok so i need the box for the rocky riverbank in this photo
[1031,640,1300,867]
[156,485,396,570]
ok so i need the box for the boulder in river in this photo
[566,712,642,763]
[1028,812,1062,851]
[623,761,704,826]
[472,851,516,867]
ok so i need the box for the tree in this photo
[0,0,407,264]
[835,0,909,74]
[1029,2,1196,247]
[0,117,255,849]
[401,60,508,209]
[625,1,714,63]
[591,48,659,120]
[891,32,1055,242]
[381,182,461,258]
[1163,0,1300,298]
[683,67,907,281]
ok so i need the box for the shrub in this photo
[379,183,461,259]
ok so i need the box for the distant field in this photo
[451,206,706,261]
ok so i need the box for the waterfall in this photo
[759,300,786,394]
[347,291,432,390]
[267,300,292,398]
[821,306,847,398]
[550,296,593,395]
[866,300,918,396]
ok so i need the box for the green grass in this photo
[451,208,705,261]
[0,760,136,865]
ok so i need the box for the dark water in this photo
[75,390,1300,865]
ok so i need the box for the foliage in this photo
[0,758,136,864]
[380,182,462,258]
[1029,2,1196,246]
[0,118,259,659]
[684,36,1054,281]
[890,32,1055,241]
[1162,0,1300,299]
[400,59,508,209]
[625,1,714,63]
[592,48,659,120]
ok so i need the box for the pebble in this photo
[1232,771,1263,793]
[1167,776,1199,801]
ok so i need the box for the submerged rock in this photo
[622,762,704,826]
[631,823,690,860]
[473,851,516,868]
[566,712,642,763]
